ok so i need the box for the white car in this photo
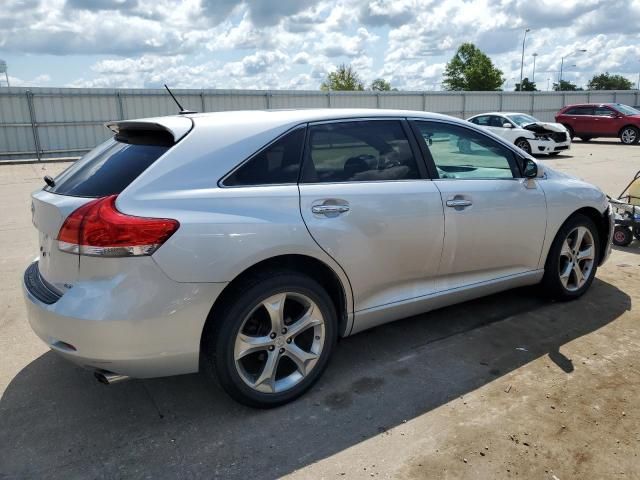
[468,112,571,156]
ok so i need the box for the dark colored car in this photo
[555,103,640,145]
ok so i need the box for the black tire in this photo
[613,226,633,246]
[563,125,575,139]
[634,226,640,242]
[619,126,639,145]
[202,270,337,408]
[541,214,600,300]
[579,137,592,142]
[515,138,532,154]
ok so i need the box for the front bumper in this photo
[530,138,571,155]
[23,259,226,378]
[600,204,615,266]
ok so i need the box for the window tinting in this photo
[594,107,614,116]
[470,115,491,126]
[566,106,594,115]
[303,121,420,183]
[413,121,516,180]
[224,128,305,186]
[45,138,170,197]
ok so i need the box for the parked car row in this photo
[467,103,640,155]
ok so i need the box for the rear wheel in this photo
[203,271,337,408]
[620,126,639,145]
[542,214,599,300]
[613,226,633,246]
[515,138,532,154]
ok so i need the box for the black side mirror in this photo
[523,158,538,178]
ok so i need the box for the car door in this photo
[410,119,547,290]
[593,106,619,136]
[570,106,595,135]
[298,119,445,313]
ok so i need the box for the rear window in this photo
[46,134,171,197]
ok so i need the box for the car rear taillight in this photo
[57,195,179,257]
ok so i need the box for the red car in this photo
[555,103,640,145]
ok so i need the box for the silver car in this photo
[23,109,614,407]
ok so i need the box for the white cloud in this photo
[2,0,639,91]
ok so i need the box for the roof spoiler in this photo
[105,116,193,144]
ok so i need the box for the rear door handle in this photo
[311,204,350,216]
[446,199,472,208]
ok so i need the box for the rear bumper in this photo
[23,259,226,378]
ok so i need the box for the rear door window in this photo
[46,135,171,197]
[565,107,594,115]
[301,120,421,183]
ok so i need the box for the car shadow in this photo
[613,243,640,254]
[0,279,631,479]
[535,153,573,160]
[574,139,627,145]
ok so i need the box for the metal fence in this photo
[1,87,639,161]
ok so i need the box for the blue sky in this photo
[1,0,639,90]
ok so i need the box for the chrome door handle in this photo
[446,199,472,208]
[312,204,350,215]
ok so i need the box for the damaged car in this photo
[468,112,571,156]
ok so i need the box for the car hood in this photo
[522,122,567,134]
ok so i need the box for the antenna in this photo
[164,84,196,115]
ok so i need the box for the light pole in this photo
[532,53,538,84]
[547,78,550,91]
[519,28,531,91]
[0,60,9,87]
[559,49,586,90]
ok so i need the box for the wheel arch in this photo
[200,254,352,358]
[557,207,610,265]
[618,124,639,137]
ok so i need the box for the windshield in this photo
[612,104,640,115]
[507,114,539,127]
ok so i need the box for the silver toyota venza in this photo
[24,109,613,407]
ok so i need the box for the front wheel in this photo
[542,214,599,300]
[515,138,532,154]
[203,271,337,408]
[620,126,639,145]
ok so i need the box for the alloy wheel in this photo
[558,226,595,292]
[233,292,325,394]
[516,139,531,153]
[621,128,637,144]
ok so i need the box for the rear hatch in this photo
[30,116,192,292]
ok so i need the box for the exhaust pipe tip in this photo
[94,370,129,385]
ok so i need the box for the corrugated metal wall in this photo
[1,87,638,160]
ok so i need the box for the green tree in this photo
[514,77,537,91]
[553,80,582,91]
[370,78,392,91]
[320,64,364,91]
[587,72,633,90]
[442,43,504,91]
